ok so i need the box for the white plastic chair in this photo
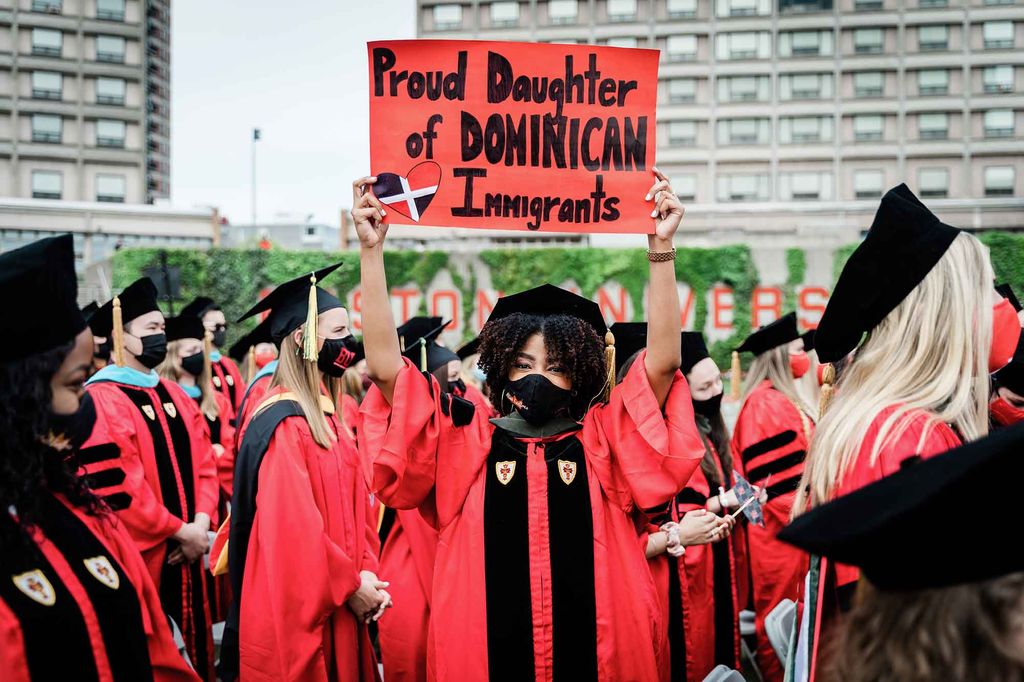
[765,598,797,667]
[703,664,746,682]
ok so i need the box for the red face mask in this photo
[255,350,277,369]
[990,298,1021,373]
[991,395,1024,427]
[790,351,810,379]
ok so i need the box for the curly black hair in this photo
[478,313,607,419]
[0,342,100,548]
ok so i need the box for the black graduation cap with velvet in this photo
[229,316,275,363]
[0,234,86,361]
[486,283,608,337]
[608,322,647,376]
[735,312,800,356]
[779,422,1024,591]
[89,278,161,337]
[814,184,961,364]
[399,317,458,372]
[457,337,480,361]
[164,316,207,343]
[680,331,711,375]
[237,263,343,345]
[180,296,219,319]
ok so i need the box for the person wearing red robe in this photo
[223,263,383,682]
[233,359,276,449]
[352,170,706,681]
[991,319,1024,429]
[181,297,246,412]
[732,312,815,682]
[84,279,220,681]
[0,234,198,682]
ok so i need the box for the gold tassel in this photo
[730,351,742,401]
[302,273,319,362]
[245,345,256,382]
[818,363,837,416]
[203,331,214,384]
[111,296,125,367]
[420,342,428,372]
[603,330,616,401]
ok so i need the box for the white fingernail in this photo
[645,193,652,201]
[651,210,659,218]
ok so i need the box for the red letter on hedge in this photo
[798,286,829,329]
[751,287,782,328]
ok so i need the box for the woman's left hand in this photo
[646,167,684,243]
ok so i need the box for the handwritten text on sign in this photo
[367,40,660,233]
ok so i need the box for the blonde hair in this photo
[270,333,335,449]
[741,343,817,421]
[157,338,220,421]
[795,233,994,512]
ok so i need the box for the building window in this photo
[667,120,697,145]
[716,32,768,60]
[676,174,697,201]
[919,0,947,6]
[95,35,126,63]
[853,71,885,98]
[96,174,126,203]
[719,75,769,102]
[854,170,884,199]
[854,114,884,141]
[667,78,697,103]
[31,0,61,13]
[433,4,462,30]
[780,72,832,100]
[667,0,697,19]
[96,0,124,21]
[96,119,126,148]
[779,116,833,143]
[31,28,62,57]
[779,172,832,201]
[716,0,769,17]
[608,0,637,21]
[918,113,949,140]
[918,25,948,51]
[666,35,698,61]
[605,36,639,48]
[31,170,62,199]
[917,69,948,96]
[717,173,769,202]
[984,0,1014,5]
[779,30,832,57]
[31,71,62,100]
[548,0,578,23]
[779,0,833,11]
[919,168,949,197]
[855,0,883,10]
[96,77,126,105]
[984,109,1015,138]
[718,118,769,145]
[31,114,62,143]
[985,166,1015,196]
[854,28,884,54]
[983,21,1015,50]
[983,65,1014,93]
[490,2,519,27]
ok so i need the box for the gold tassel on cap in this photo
[730,351,742,401]
[111,296,126,367]
[420,342,428,372]
[818,363,837,416]
[302,273,319,362]
[203,330,214,383]
[603,330,616,401]
[245,345,256,382]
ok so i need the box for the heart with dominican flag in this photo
[374,161,441,223]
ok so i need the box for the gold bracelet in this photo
[647,248,676,263]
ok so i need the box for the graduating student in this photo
[456,336,494,414]
[353,169,707,682]
[232,316,279,443]
[181,297,245,412]
[83,301,111,375]
[780,424,1024,682]
[85,279,219,681]
[991,285,1024,429]
[791,184,1017,678]
[223,263,381,682]
[731,312,815,682]
[229,317,278,385]
[0,234,198,682]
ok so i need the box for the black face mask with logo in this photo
[317,335,363,378]
[134,333,168,370]
[504,373,573,427]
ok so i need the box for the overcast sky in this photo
[170,0,416,226]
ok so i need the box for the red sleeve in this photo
[172,386,220,522]
[0,599,31,682]
[731,384,811,483]
[214,392,236,498]
[582,350,706,511]
[85,384,183,549]
[362,493,381,574]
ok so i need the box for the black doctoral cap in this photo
[996,283,1022,314]
[229,316,275,363]
[609,322,647,375]
[180,296,219,319]
[81,301,99,320]
[994,334,1024,395]
[485,284,608,337]
[89,278,161,337]
[0,234,87,361]
[399,317,458,372]
[456,337,480,361]
[735,312,800,356]
[164,316,207,343]
[801,329,816,354]
[779,422,1024,592]
[815,184,961,364]
[236,262,343,346]
[680,331,711,375]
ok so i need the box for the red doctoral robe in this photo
[991,395,1024,429]
[731,380,813,682]
[85,376,220,681]
[238,386,381,682]
[211,355,245,413]
[0,493,198,682]
[360,352,706,682]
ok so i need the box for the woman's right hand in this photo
[676,509,729,546]
[351,176,389,249]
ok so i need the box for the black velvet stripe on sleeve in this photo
[746,450,806,484]
[677,487,709,507]
[741,430,797,465]
[84,467,126,490]
[766,476,803,501]
[77,442,121,465]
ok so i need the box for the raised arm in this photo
[644,167,684,408]
[352,176,404,404]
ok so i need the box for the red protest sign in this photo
[367,40,659,234]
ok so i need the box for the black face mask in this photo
[95,338,112,361]
[211,328,227,348]
[505,374,573,427]
[181,351,205,378]
[134,333,167,369]
[48,391,98,451]
[692,391,723,419]
[317,335,363,378]
[450,378,467,397]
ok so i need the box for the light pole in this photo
[251,127,261,225]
